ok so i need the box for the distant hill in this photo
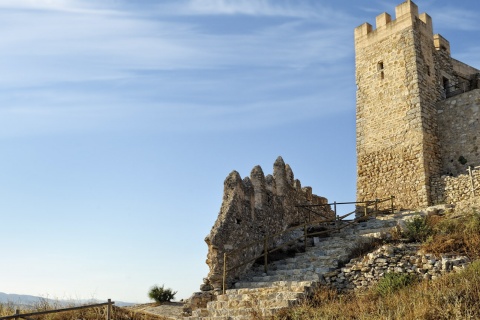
[0,292,135,307]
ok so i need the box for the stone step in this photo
[226,280,314,294]
[208,305,290,318]
[189,217,404,319]
[264,266,332,277]
[208,295,302,310]
[234,279,315,289]
[249,273,320,283]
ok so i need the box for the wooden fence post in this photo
[106,299,111,320]
[263,236,268,274]
[304,223,308,251]
[14,309,19,320]
[390,196,395,214]
[223,253,227,295]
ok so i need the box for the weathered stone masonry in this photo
[355,1,480,211]
[203,157,332,292]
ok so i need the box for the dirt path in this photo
[124,302,184,320]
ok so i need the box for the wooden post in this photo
[223,253,227,295]
[106,299,111,320]
[364,202,368,217]
[304,223,308,251]
[14,309,20,320]
[375,199,378,215]
[263,236,268,273]
[334,201,339,231]
[468,166,476,196]
[390,196,395,214]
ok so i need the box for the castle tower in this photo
[355,1,447,210]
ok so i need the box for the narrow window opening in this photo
[443,77,450,92]
[377,61,384,80]
[377,61,384,71]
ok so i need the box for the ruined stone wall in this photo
[435,89,480,176]
[203,157,332,291]
[324,243,470,291]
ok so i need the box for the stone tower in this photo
[355,1,457,210]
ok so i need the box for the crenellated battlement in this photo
[355,1,437,51]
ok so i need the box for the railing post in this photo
[374,199,378,215]
[223,252,227,295]
[390,196,395,214]
[263,236,268,274]
[468,166,476,196]
[107,299,111,320]
[15,309,20,320]
[304,223,308,251]
[334,201,337,218]
[364,202,368,217]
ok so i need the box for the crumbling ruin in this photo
[203,156,332,292]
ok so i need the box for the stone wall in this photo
[436,89,480,176]
[355,1,479,212]
[355,1,441,210]
[431,169,480,210]
[323,243,470,291]
[203,156,332,292]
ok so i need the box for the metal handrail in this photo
[222,196,395,293]
[445,81,471,98]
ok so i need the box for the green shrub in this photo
[376,273,416,297]
[148,284,177,303]
[404,216,432,242]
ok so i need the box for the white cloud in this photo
[0,0,118,15]
[0,1,352,88]
[159,0,351,23]
[182,0,316,18]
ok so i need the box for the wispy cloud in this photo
[0,0,355,137]
[0,0,118,14]
[173,0,339,19]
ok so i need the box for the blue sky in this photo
[1,0,479,303]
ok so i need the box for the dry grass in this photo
[422,211,480,259]
[271,260,480,320]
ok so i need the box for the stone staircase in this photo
[186,216,399,320]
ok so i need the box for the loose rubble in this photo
[323,243,470,291]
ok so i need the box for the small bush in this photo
[148,284,177,303]
[375,273,416,297]
[404,216,432,242]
